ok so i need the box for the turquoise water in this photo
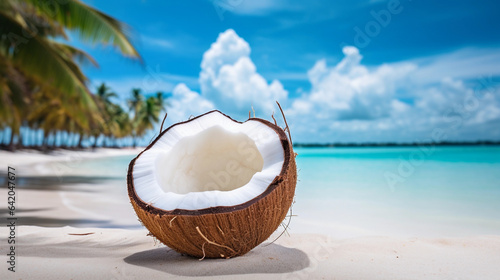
[74,146,500,237]
[292,146,500,237]
[73,154,137,178]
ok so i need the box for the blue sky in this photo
[79,0,500,143]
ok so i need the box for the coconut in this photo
[127,110,296,259]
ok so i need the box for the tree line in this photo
[0,82,167,150]
[0,0,164,150]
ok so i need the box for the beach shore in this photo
[1,149,499,279]
[0,147,142,176]
[2,226,500,280]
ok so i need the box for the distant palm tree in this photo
[135,96,162,140]
[128,88,144,114]
[0,0,141,149]
[28,91,92,150]
[112,105,133,145]
[126,90,169,147]
[96,83,118,106]
[94,83,119,146]
[155,91,167,110]
[0,60,28,149]
[128,88,144,147]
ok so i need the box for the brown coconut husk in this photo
[127,110,297,259]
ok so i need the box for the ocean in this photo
[291,146,500,237]
[45,145,500,237]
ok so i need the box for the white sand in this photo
[0,147,142,176]
[1,149,500,279]
[0,147,142,167]
[1,227,499,279]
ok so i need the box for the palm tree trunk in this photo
[62,131,67,148]
[71,133,76,148]
[66,132,71,148]
[61,131,67,148]
[31,128,36,148]
[77,134,83,148]
[75,133,80,148]
[17,129,23,149]
[47,131,54,149]
[8,131,15,151]
[16,127,23,149]
[41,130,47,151]
[72,133,77,148]
[45,132,50,150]
[92,135,99,149]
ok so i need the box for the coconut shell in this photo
[127,111,297,258]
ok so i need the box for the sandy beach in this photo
[1,149,500,279]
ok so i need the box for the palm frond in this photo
[54,42,99,68]
[23,0,141,60]
[0,12,95,109]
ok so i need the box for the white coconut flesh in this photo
[132,111,285,211]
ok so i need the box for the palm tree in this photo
[0,0,141,150]
[112,105,133,146]
[28,89,97,150]
[0,60,29,149]
[126,90,169,147]
[155,91,169,122]
[135,96,162,141]
[155,91,167,110]
[96,83,118,106]
[94,83,119,146]
[128,88,144,147]
[128,88,144,114]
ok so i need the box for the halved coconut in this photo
[127,110,296,258]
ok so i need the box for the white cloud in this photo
[290,46,416,121]
[287,46,500,143]
[200,29,251,75]
[176,29,288,119]
[262,72,309,81]
[165,30,500,143]
[167,83,215,122]
[411,47,500,84]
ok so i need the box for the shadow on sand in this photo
[124,243,309,276]
[0,173,120,191]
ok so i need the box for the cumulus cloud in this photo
[168,29,288,122]
[166,29,500,142]
[290,46,416,121]
[199,29,287,115]
[167,83,215,122]
[287,46,500,142]
[411,47,500,84]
